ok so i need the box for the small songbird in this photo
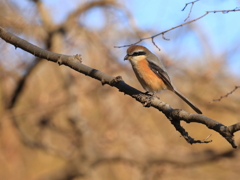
[124,45,202,114]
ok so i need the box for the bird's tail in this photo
[174,90,202,114]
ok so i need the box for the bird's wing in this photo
[147,60,174,91]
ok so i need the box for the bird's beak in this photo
[124,55,129,60]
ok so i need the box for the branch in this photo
[170,119,212,145]
[115,7,240,50]
[182,0,200,11]
[0,26,239,148]
[182,0,200,21]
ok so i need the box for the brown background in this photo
[0,0,240,180]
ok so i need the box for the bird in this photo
[124,45,202,114]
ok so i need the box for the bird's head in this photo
[124,45,150,62]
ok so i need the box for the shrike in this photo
[124,45,202,114]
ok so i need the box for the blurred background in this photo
[0,0,240,180]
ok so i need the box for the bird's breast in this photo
[130,59,167,93]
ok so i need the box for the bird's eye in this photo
[132,51,146,56]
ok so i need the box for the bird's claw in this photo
[143,92,159,107]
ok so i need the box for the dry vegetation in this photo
[0,0,240,180]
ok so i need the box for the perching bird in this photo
[124,45,202,114]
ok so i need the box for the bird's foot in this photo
[143,92,159,107]
[144,91,153,96]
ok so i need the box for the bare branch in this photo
[171,119,212,145]
[162,33,170,41]
[115,8,240,49]
[151,37,161,51]
[182,0,200,21]
[1,26,240,148]
[182,0,200,11]
[212,86,240,102]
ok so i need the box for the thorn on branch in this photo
[57,56,63,66]
[74,54,82,63]
[109,76,123,86]
[101,79,107,85]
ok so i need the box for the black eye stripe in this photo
[130,51,146,56]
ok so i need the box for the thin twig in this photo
[212,86,240,102]
[115,8,240,49]
[162,33,170,41]
[151,37,161,51]
[183,0,200,21]
[182,0,200,11]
